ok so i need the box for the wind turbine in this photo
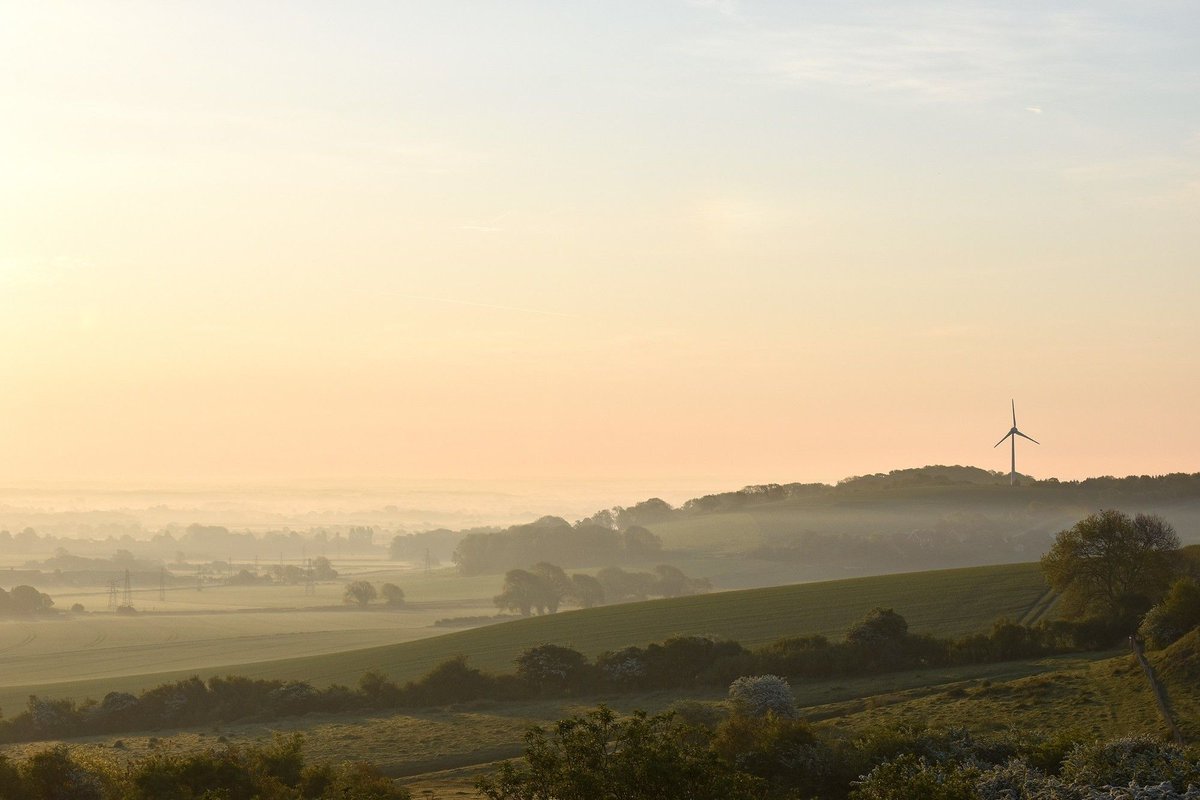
[994,400,1039,486]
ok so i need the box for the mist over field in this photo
[0,477,728,537]
[3,0,1199,796]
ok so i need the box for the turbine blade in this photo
[994,432,1012,448]
[1012,399,1016,427]
[1016,431,1039,444]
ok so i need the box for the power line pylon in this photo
[122,569,132,608]
[107,578,119,610]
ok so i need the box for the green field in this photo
[0,562,1048,713]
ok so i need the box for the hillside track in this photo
[1018,586,1059,626]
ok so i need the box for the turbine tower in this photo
[994,400,1039,486]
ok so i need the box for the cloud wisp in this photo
[682,5,1118,104]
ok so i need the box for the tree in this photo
[569,573,605,608]
[312,556,338,580]
[1041,510,1180,616]
[9,585,53,614]
[529,562,570,613]
[622,526,663,558]
[342,581,377,607]
[380,583,405,607]
[654,564,711,597]
[494,569,557,616]
[596,566,656,603]
[1139,577,1200,649]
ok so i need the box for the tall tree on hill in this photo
[1041,510,1180,617]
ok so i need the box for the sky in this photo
[1,1,1198,493]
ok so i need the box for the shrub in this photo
[515,644,591,692]
[405,655,494,706]
[380,583,405,607]
[476,706,761,800]
[712,712,829,793]
[1140,578,1200,650]
[666,700,727,731]
[846,608,910,669]
[851,753,979,800]
[727,675,797,719]
[1060,737,1200,791]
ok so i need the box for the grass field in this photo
[822,629,1200,742]
[0,608,470,688]
[0,562,1049,714]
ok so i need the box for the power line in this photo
[121,569,132,608]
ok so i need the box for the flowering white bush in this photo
[1061,737,1200,791]
[601,654,647,683]
[727,674,797,718]
[858,756,1200,800]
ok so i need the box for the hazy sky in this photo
[2,1,1198,489]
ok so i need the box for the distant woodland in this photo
[451,516,662,575]
[6,467,1200,584]
[421,467,1200,577]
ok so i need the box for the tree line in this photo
[493,562,710,615]
[0,606,1130,748]
[0,585,56,616]
[451,516,663,576]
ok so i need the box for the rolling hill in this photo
[0,561,1050,713]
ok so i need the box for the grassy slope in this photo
[820,629,1200,742]
[0,562,1047,713]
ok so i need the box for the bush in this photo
[712,712,829,793]
[515,644,591,693]
[851,753,979,800]
[1060,737,1200,791]
[380,583,405,607]
[476,706,761,800]
[404,655,495,706]
[846,608,910,669]
[727,675,797,719]
[20,745,110,800]
[1140,578,1200,650]
[666,700,727,731]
